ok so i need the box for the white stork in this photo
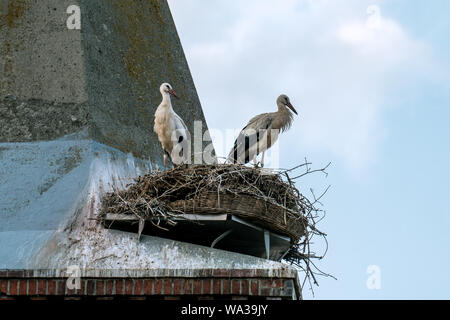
[154,83,191,166]
[227,94,297,167]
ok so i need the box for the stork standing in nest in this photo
[154,83,191,167]
[227,94,297,167]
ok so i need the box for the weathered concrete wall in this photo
[0,0,298,284]
[0,137,92,268]
[0,0,210,161]
[0,0,231,271]
[0,0,86,102]
[81,0,209,160]
[0,0,89,142]
[0,96,89,142]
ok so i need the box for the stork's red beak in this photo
[168,89,179,99]
[286,102,298,115]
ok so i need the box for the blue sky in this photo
[168,0,450,299]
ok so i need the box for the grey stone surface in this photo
[0,0,211,162]
[0,138,91,231]
[0,96,89,142]
[0,0,87,103]
[80,0,211,161]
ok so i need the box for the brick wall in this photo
[0,269,300,300]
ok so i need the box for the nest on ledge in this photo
[100,162,333,291]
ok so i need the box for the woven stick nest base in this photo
[169,192,305,241]
[101,164,309,242]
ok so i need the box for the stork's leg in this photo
[261,151,265,168]
[163,153,167,167]
[253,154,258,168]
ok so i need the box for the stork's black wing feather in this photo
[228,113,273,164]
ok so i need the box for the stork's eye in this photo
[166,85,170,90]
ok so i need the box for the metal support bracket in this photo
[211,229,233,248]
[264,230,270,259]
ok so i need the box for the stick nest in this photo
[100,162,333,292]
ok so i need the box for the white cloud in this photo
[168,0,434,173]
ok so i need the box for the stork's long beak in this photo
[286,102,298,115]
[168,89,179,99]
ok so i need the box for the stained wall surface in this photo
[0,0,297,282]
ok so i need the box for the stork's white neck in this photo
[160,92,173,109]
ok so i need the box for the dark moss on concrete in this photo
[0,96,89,142]
[0,0,30,30]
